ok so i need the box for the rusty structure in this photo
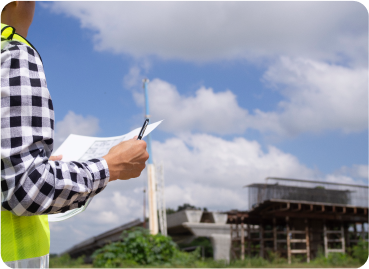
[228,177,368,263]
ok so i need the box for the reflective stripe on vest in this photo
[5,254,49,269]
[1,23,50,263]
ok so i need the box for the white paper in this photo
[48,120,162,222]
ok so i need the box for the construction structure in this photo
[142,78,159,235]
[156,162,168,236]
[228,177,368,263]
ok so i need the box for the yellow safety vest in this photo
[1,23,50,263]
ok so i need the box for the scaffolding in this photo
[229,177,368,263]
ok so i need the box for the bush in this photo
[310,251,359,267]
[352,238,369,266]
[92,227,197,267]
[49,254,86,268]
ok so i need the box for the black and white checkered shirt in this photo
[1,40,110,216]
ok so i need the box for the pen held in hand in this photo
[137,119,149,140]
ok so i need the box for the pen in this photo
[137,119,149,140]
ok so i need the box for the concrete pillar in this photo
[210,234,231,262]
[241,224,245,260]
[323,223,328,258]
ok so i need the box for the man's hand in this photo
[103,137,149,182]
[49,155,63,161]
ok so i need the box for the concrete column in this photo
[247,222,251,257]
[241,224,245,260]
[305,219,310,263]
[210,234,231,262]
[323,223,328,258]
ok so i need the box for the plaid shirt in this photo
[1,40,110,216]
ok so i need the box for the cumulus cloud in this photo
[134,61,367,137]
[252,57,368,136]
[54,111,100,149]
[44,1,367,65]
[146,79,249,134]
[353,165,369,179]
[153,134,316,210]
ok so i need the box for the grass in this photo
[50,252,364,268]
[50,259,361,269]
[50,264,360,269]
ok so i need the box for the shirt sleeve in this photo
[1,41,110,216]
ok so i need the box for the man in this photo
[1,2,149,268]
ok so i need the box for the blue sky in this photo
[18,1,369,253]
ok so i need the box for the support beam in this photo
[273,218,277,252]
[341,223,345,253]
[286,217,291,264]
[260,222,264,258]
[324,223,328,258]
[305,219,310,263]
[241,223,245,260]
[247,222,251,258]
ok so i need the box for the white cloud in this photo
[353,165,369,179]
[135,64,367,137]
[153,134,316,210]
[54,111,100,149]
[334,164,368,181]
[146,79,249,134]
[44,1,367,65]
[252,57,368,136]
[123,66,142,90]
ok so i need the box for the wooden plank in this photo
[328,239,343,242]
[290,239,306,243]
[290,231,306,234]
[291,249,307,253]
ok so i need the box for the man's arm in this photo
[1,41,148,216]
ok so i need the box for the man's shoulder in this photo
[1,40,41,65]
[1,40,28,52]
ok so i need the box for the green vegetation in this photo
[178,237,213,258]
[50,232,368,268]
[91,227,199,267]
[49,253,89,268]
